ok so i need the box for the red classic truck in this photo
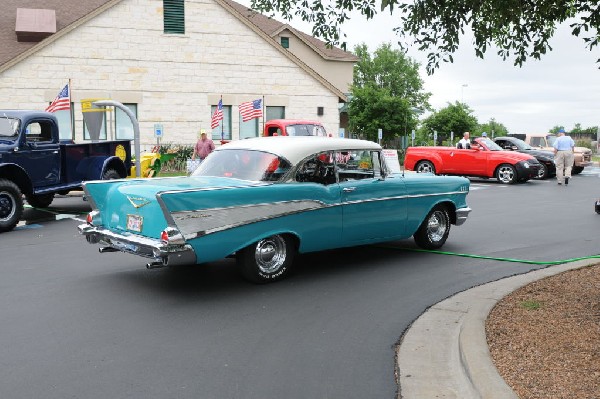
[263,119,328,137]
[404,137,541,184]
[0,110,131,232]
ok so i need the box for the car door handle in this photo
[342,187,356,192]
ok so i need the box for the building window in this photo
[266,106,285,121]
[239,117,259,139]
[53,106,74,140]
[83,114,107,140]
[211,104,231,141]
[280,37,289,48]
[115,104,138,140]
[164,0,185,34]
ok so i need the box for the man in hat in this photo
[553,128,575,185]
[192,129,215,161]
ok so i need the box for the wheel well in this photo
[494,163,513,176]
[0,165,33,195]
[103,157,127,178]
[436,201,456,224]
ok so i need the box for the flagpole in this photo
[68,78,74,141]
[261,95,265,135]
[220,95,224,144]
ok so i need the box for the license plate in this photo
[126,214,143,232]
[112,240,138,253]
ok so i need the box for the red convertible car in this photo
[404,137,541,184]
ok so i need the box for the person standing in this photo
[553,128,575,185]
[457,132,471,149]
[192,129,215,161]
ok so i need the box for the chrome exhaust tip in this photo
[146,261,165,269]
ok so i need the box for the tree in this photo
[477,119,509,137]
[421,102,478,144]
[348,44,430,143]
[250,0,600,73]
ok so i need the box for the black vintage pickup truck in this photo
[0,110,131,232]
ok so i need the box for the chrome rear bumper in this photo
[455,207,471,226]
[78,224,196,266]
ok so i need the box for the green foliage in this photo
[153,143,194,172]
[421,102,478,144]
[575,139,593,150]
[349,43,430,143]
[476,118,509,137]
[250,0,600,74]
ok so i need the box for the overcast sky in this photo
[247,3,600,134]
[339,13,600,135]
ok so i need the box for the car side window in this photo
[295,151,336,185]
[336,150,376,181]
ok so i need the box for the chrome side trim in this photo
[170,200,328,239]
[341,190,469,206]
[455,207,472,226]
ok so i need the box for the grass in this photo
[157,170,187,177]
[520,300,542,310]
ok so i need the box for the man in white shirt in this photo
[457,132,471,149]
[553,128,575,185]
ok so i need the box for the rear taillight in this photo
[160,230,169,243]
[86,210,101,226]
[160,227,185,245]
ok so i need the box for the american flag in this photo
[45,84,70,113]
[211,99,223,129]
[239,99,262,122]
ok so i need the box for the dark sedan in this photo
[494,136,556,179]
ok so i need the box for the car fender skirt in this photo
[454,207,471,226]
[78,224,196,266]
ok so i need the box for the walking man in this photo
[192,129,215,161]
[553,128,575,185]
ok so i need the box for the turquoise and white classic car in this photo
[78,137,471,283]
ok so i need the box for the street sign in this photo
[154,123,163,138]
[378,129,383,141]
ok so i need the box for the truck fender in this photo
[76,156,126,180]
[0,163,34,195]
[406,149,443,172]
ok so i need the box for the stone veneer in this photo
[0,0,341,146]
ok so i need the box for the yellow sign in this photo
[115,144,126,161]
[81,98,112,113]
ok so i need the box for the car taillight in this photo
[161,230,169,243]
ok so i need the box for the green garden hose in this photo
[379,245,600,266]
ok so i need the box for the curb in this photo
[397,258,599,399]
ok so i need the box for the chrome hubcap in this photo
[427,211,447,242]
[417,162,434,173]
[498,167,514,183]
[254,235,287,274]
[537,164,546,178]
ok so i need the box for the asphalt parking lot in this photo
[2,171,599,399]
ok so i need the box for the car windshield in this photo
[546,135,557,146]
[0,116,20,141]
[479,138,503,151]
[192,149,292,182]
[285,124,326,136]
[507,138,532,150]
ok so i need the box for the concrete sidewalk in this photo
[396,258,599,399]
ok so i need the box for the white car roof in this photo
[216,136,382,165]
